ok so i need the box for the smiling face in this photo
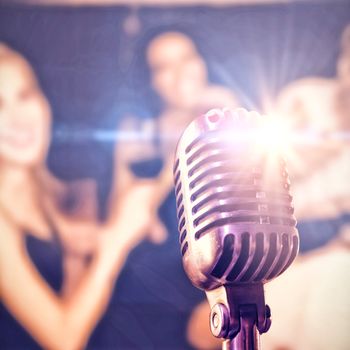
[0,45,51,168]
[147,32,208,110]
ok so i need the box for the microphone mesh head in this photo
[174,109,299,290]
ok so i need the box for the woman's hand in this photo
[43,195,99,258]
[99,181,168,263]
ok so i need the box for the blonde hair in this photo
[0,42,11,54]
[0,42,23,61]
[0,42,39,88]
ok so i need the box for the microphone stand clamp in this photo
[206,283,271,350]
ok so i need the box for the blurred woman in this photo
[112,31,240,225]
[0,43,165,350]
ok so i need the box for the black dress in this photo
[0,233,63,349]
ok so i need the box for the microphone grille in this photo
[174,157,189,257]
[174,109,299,289]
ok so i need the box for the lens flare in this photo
[256,116,292,154]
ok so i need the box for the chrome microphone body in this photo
[173,108,299,349]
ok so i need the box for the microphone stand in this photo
[222,309,260,350]
[206,284,271,350]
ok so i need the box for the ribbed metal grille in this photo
[174,157,188,256]
[182,132,298,282]
[185,134,295,238]
[174,109,300,287]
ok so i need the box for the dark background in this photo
[1,1,350,348]
[0,2,349,202]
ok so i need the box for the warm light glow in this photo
[256,116,292,154]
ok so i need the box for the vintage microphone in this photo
[173,108,299,350]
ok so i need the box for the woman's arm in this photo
[0,183,158,350]
[108,115,156,210]
[108,116,168,244]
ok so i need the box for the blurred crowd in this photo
[0,14,349,350]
